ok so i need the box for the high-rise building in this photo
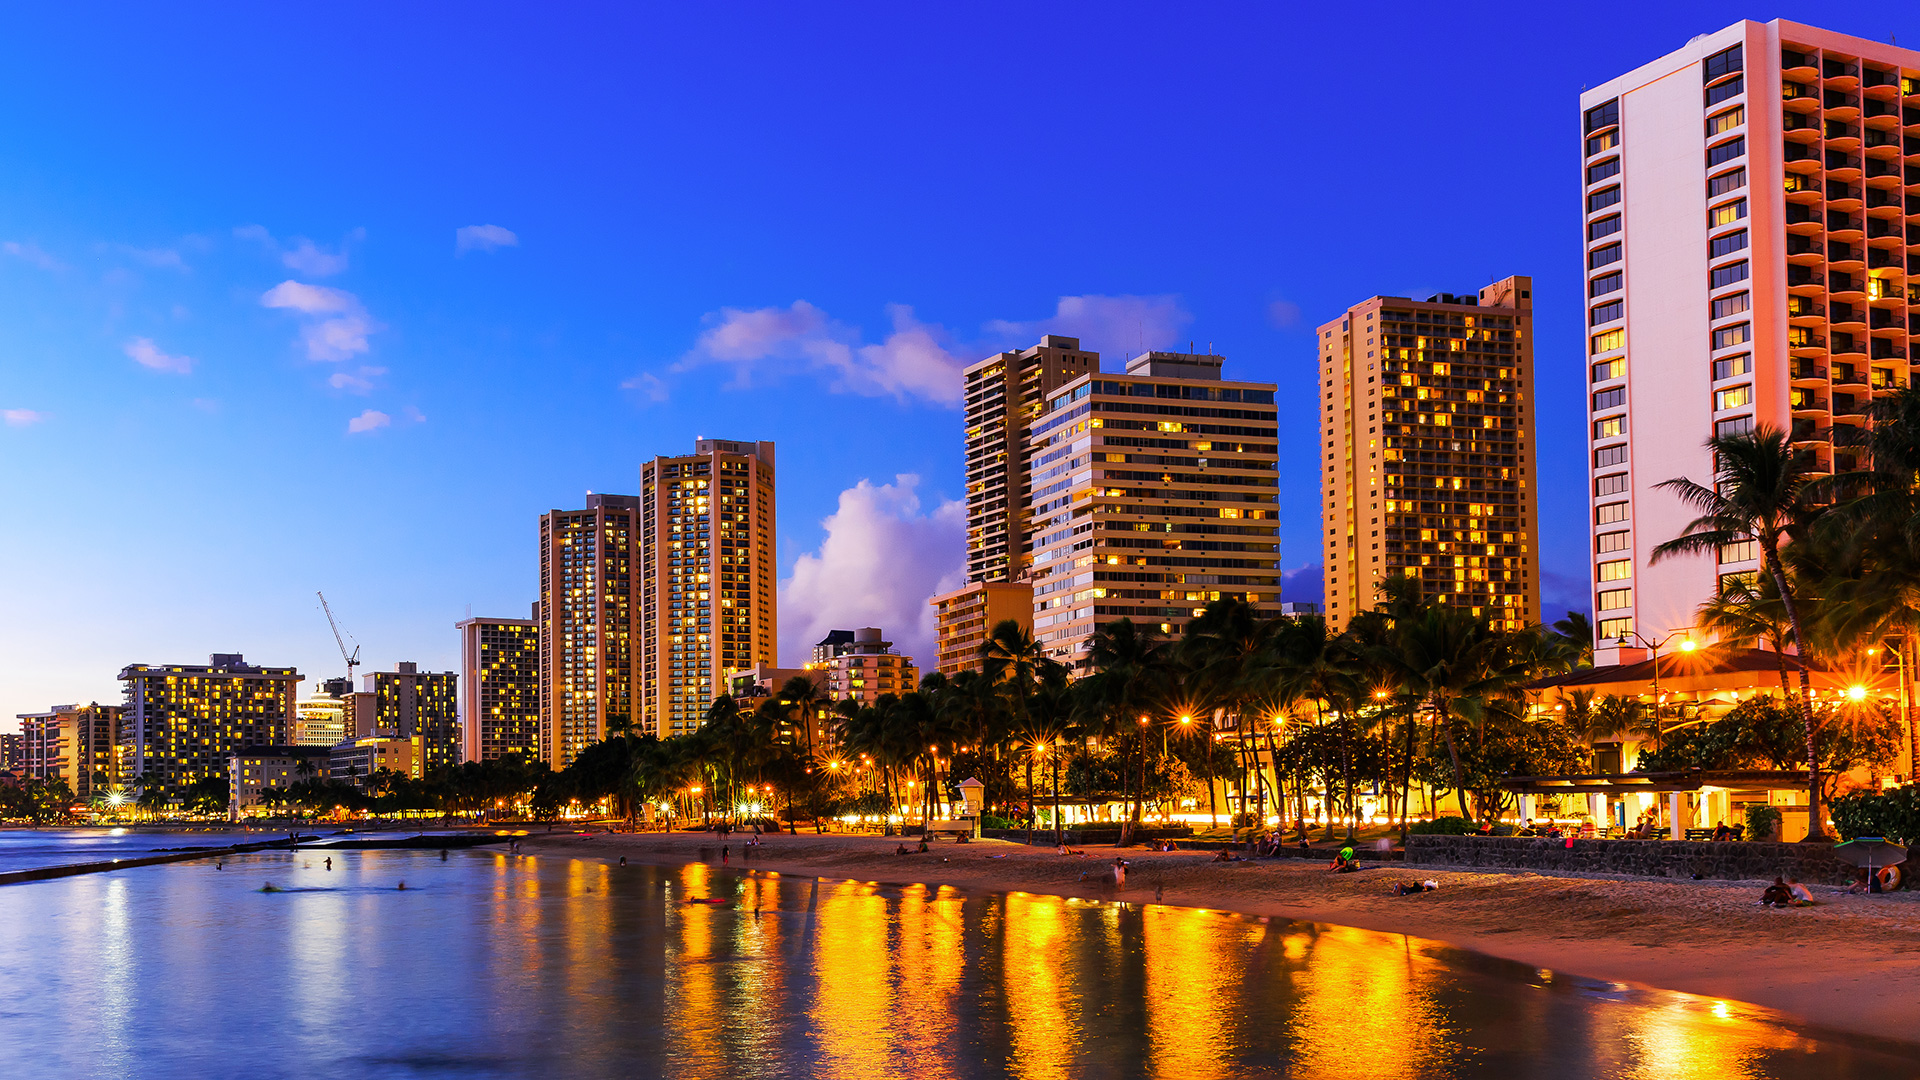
[293,676,351,748]
[119,654,301,795]
[639,438,777,739]
[1580,21,1920,664]
[364,662,459,774]
[15,703,124,799]
[456,613,540,763]
[1318,277,1539,632]
[807,627,918,706]
[964,336,1099,585]
[0,732,21,773]
[538,494,641,767]
[1026,351,1282,668]
[929,581,1034,675]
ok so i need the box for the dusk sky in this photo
[3,3,1908,726]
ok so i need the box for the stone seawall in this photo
[1405,835,1852,883]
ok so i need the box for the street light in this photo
[1615,628,1695,735]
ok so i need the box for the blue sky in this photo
[3,3,1909,727]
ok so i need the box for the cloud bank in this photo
[984,294,1191,360]
[1,241,62,271]
[261,280,376,361]
[125,337,193,375]
[236,225,358,277]
[456,225,518,254]
[779,474,965,666]
[679,301,964,406]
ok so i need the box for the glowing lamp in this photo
[1848,685,1867,702]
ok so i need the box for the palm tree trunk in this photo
[1763,545,1824,840]
[1437,705,1471,822]
[1051,754,1064,846]
[1025,755,1035,846]
[1400,712,1417,845]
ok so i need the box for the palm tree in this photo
[1080,618,1171,845]
[1695,576,1797,697]
[1652,424,1827,838]
[777,675,826,771]
[1550,611,1595,667]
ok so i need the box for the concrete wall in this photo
[1407,834,1853,883]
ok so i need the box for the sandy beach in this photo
[522,828,1920,1044]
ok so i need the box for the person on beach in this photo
[896,844,911,855]
[722,846,730,865]
[1111,858,1128,887]
[1760,878,1793,907]
[324,857,332,871]
[1785,877,1815,905]
[917,838,929,853]
[1712,820,1733,842]
[1212,850,1243,863]
[1329,846,1359,873]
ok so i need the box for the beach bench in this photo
[1684,828,1715,841]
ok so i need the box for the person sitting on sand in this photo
[1760,877,1793,907]
[1212,849,1243,863]
[1057,844,1085,856]
[1392,881,1436,896]
[1329,846,1359,873]
[917,838,929,853]
[1785,877,1815,906]
[896,844,910,855]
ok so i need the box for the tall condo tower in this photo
[638,439,777,738]
[1317,277,1538,632]
[1026,351,1282,669]
[119,654,301,794]
[1579,21,1920,665]
[538,495,640,767]
[456,613,540,763]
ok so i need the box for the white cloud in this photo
[346,409,390,434]
[679,301,964,406]
[455,224,519,254]
[1,241,62,271]
[327,366,388,394]
[236,225,358,277]
[124,337,194,375]
[3,408,45,427]
[620,372,669,403]
[983,294,1191,360]
[260,280,376,361]
[778,475,965,666]
[403,405,426,423]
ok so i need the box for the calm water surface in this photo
[0,849,1913,1079]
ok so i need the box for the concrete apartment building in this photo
[1318,276,1539,632]
[119,654,301,795]
[538,494,641,767]
[363,662,459,774]
[1026,351,1282,668]
[1580,20,1920,664]
[930,337,1092,671]
[807,627,918,706]
[456,613,540,763]
[15,702,124,799]
[929,581,1035,675]
[638,438,778,739]
[228,745,331,818]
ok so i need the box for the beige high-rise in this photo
[1026,351,1282,668]
[639,439,777,738]
[963,336,1098,584]
[538,495,640,767]
[1318,277,1539,632]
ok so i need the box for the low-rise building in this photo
[929,582,1032,676]
[228,746,333,819]
[293,678,351,747]
[808,627,916,707]
[329,735,421,789]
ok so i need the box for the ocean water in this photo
[0,848,1913,1079]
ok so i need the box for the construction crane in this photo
[317,591,361,684]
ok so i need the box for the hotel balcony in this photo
[1789,361,1828,382]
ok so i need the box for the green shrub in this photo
[981,814,1019,830]
[1744,804,1782,843]
[1830,783,1920,844]
[1410,815,1478,835]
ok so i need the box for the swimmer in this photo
[324,857,332,871]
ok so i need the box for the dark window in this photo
[1711,260,1750,289]
[1704,43,1743,81]
[1594,387,1626,410]
[1586,130,1620,156]
[1587,186,1621,213]
[1595,445,1628,467]
[1712,322,1751,350]
[1596,473,1629,496]
[1705,74,1745,107]
[1709,230,1749,258]
[1708,168,1747,197]
[1587,158,1620,185]
[1707,137,1746,166]
[1591,300,1624,325]
[1589,215,1622,241]
[1716,416,1754,437]
[1585,99,1619,134]
[1589,243,1623,269]
[1590,271,1623,297]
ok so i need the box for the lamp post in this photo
[1615,629,1696,739]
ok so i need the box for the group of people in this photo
[1759,877,1817,907]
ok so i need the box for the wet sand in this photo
[522,828,1920,1043]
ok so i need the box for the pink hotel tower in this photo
[1581,20,1920,666]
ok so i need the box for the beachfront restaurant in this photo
[1499,769,1812,841]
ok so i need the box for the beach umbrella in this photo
[1831,837,1907,893]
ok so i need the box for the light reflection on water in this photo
[0,850,1912,1079]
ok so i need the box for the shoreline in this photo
[523,828,1920,1045]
